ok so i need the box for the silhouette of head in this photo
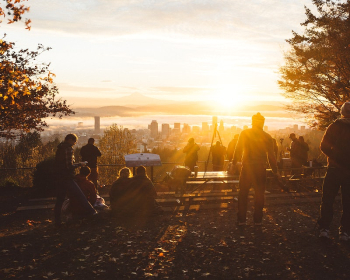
[216,141,220,146]
[299,136,304,142]
[65,133,78,146]
[119,167,131,178]
[234,134,239,139]
[80,166,91,177]
[289,133,296,140]
[136,165,147,176]
[252,112,265,128]
[188,138,194,144]
[341,102,350,118]
[88,138,95,144]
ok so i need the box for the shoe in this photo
[339,231,349,241]
[319,228,330,239]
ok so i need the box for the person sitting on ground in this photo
[74,166,98,207]
[109,167,132,213]
[128,166,162,216]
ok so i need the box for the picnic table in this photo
[183,171,239,195]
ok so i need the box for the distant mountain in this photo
[115,92,172,107]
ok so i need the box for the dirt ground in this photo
[0,197,349,280]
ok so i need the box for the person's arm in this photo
[95,146,102,157]
[65,147,75,171]
[266,138,278,174]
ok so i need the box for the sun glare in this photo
[212,87,252,111]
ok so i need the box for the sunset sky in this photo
[1,0,315,109]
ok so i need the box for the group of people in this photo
[54,135,161,227]
[288,133,310,168]
[183,134,240,172]
[53,101,350,242]
[182,103,350,241]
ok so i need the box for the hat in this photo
[252,112,265,122]
[341,102,350,118]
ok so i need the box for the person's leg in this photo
[318,168,341,230]
[253,165,267,224]
[340,173,350,233]
[237,165,252,224]
[54,180,67,226]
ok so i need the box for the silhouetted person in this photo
[80,138,102,188]
[227,134,239,162]
[54,134,96,227]
[74,166,97,207]
[127,166,162,216]
[288,133,302,169]
[317,102,350,241]
[183,138,200,171]
[211,141,226,171]
[298,136,309,166]
[233,113,278,226]
[109,167,132,214]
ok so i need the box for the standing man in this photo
[211,141,226,171]
[80,138,102,189]
[54,134,96,227]
[183,138,200,171]
[298,136,309,166]
[288,133,302,170]
[232,113,278,226]
[317,102,350,241]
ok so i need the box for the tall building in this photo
[162,123,170,137]
[212,116,218,127]
[148,120,158,138]
[174,123,181,130]
[219,120,224,133]
[202,122,209,132]
[183,123,191,134]
[94,116,100,134]
[293,124,298,132]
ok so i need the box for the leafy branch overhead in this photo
[0,0,74,138]
[0,0,31,29]
[279,0,350,130]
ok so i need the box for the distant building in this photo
[183,123,191,134]
[202,122,209,132]
[212,116,218,127]
[219,120,224,133]
[293,124,298,132]
[192,126,200,133]
[174,123,181,130]
[94,116,100,134]
[148,120,158,138]
[162,123,170,137]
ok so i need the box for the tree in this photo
[98,124,136,185]
[0,0,74,138]
[279,0,350,130]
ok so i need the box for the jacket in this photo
[55,141,76,180]
[80,144,102,168]
[233,127,277,173]
[320,118,350,168]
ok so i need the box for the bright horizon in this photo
[1,0,314,111]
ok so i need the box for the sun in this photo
[211,86,252,111]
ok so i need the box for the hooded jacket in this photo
[320,118,350,168]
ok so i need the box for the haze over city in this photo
[2,0,315,119]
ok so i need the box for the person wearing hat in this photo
[317,102,350,241]
[183,138,200,171]
[232,113,278,226]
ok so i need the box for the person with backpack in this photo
[318,102,350,241]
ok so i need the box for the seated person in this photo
[74,166,97,206]
[127,166,162,216]
[109,167,132,213]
